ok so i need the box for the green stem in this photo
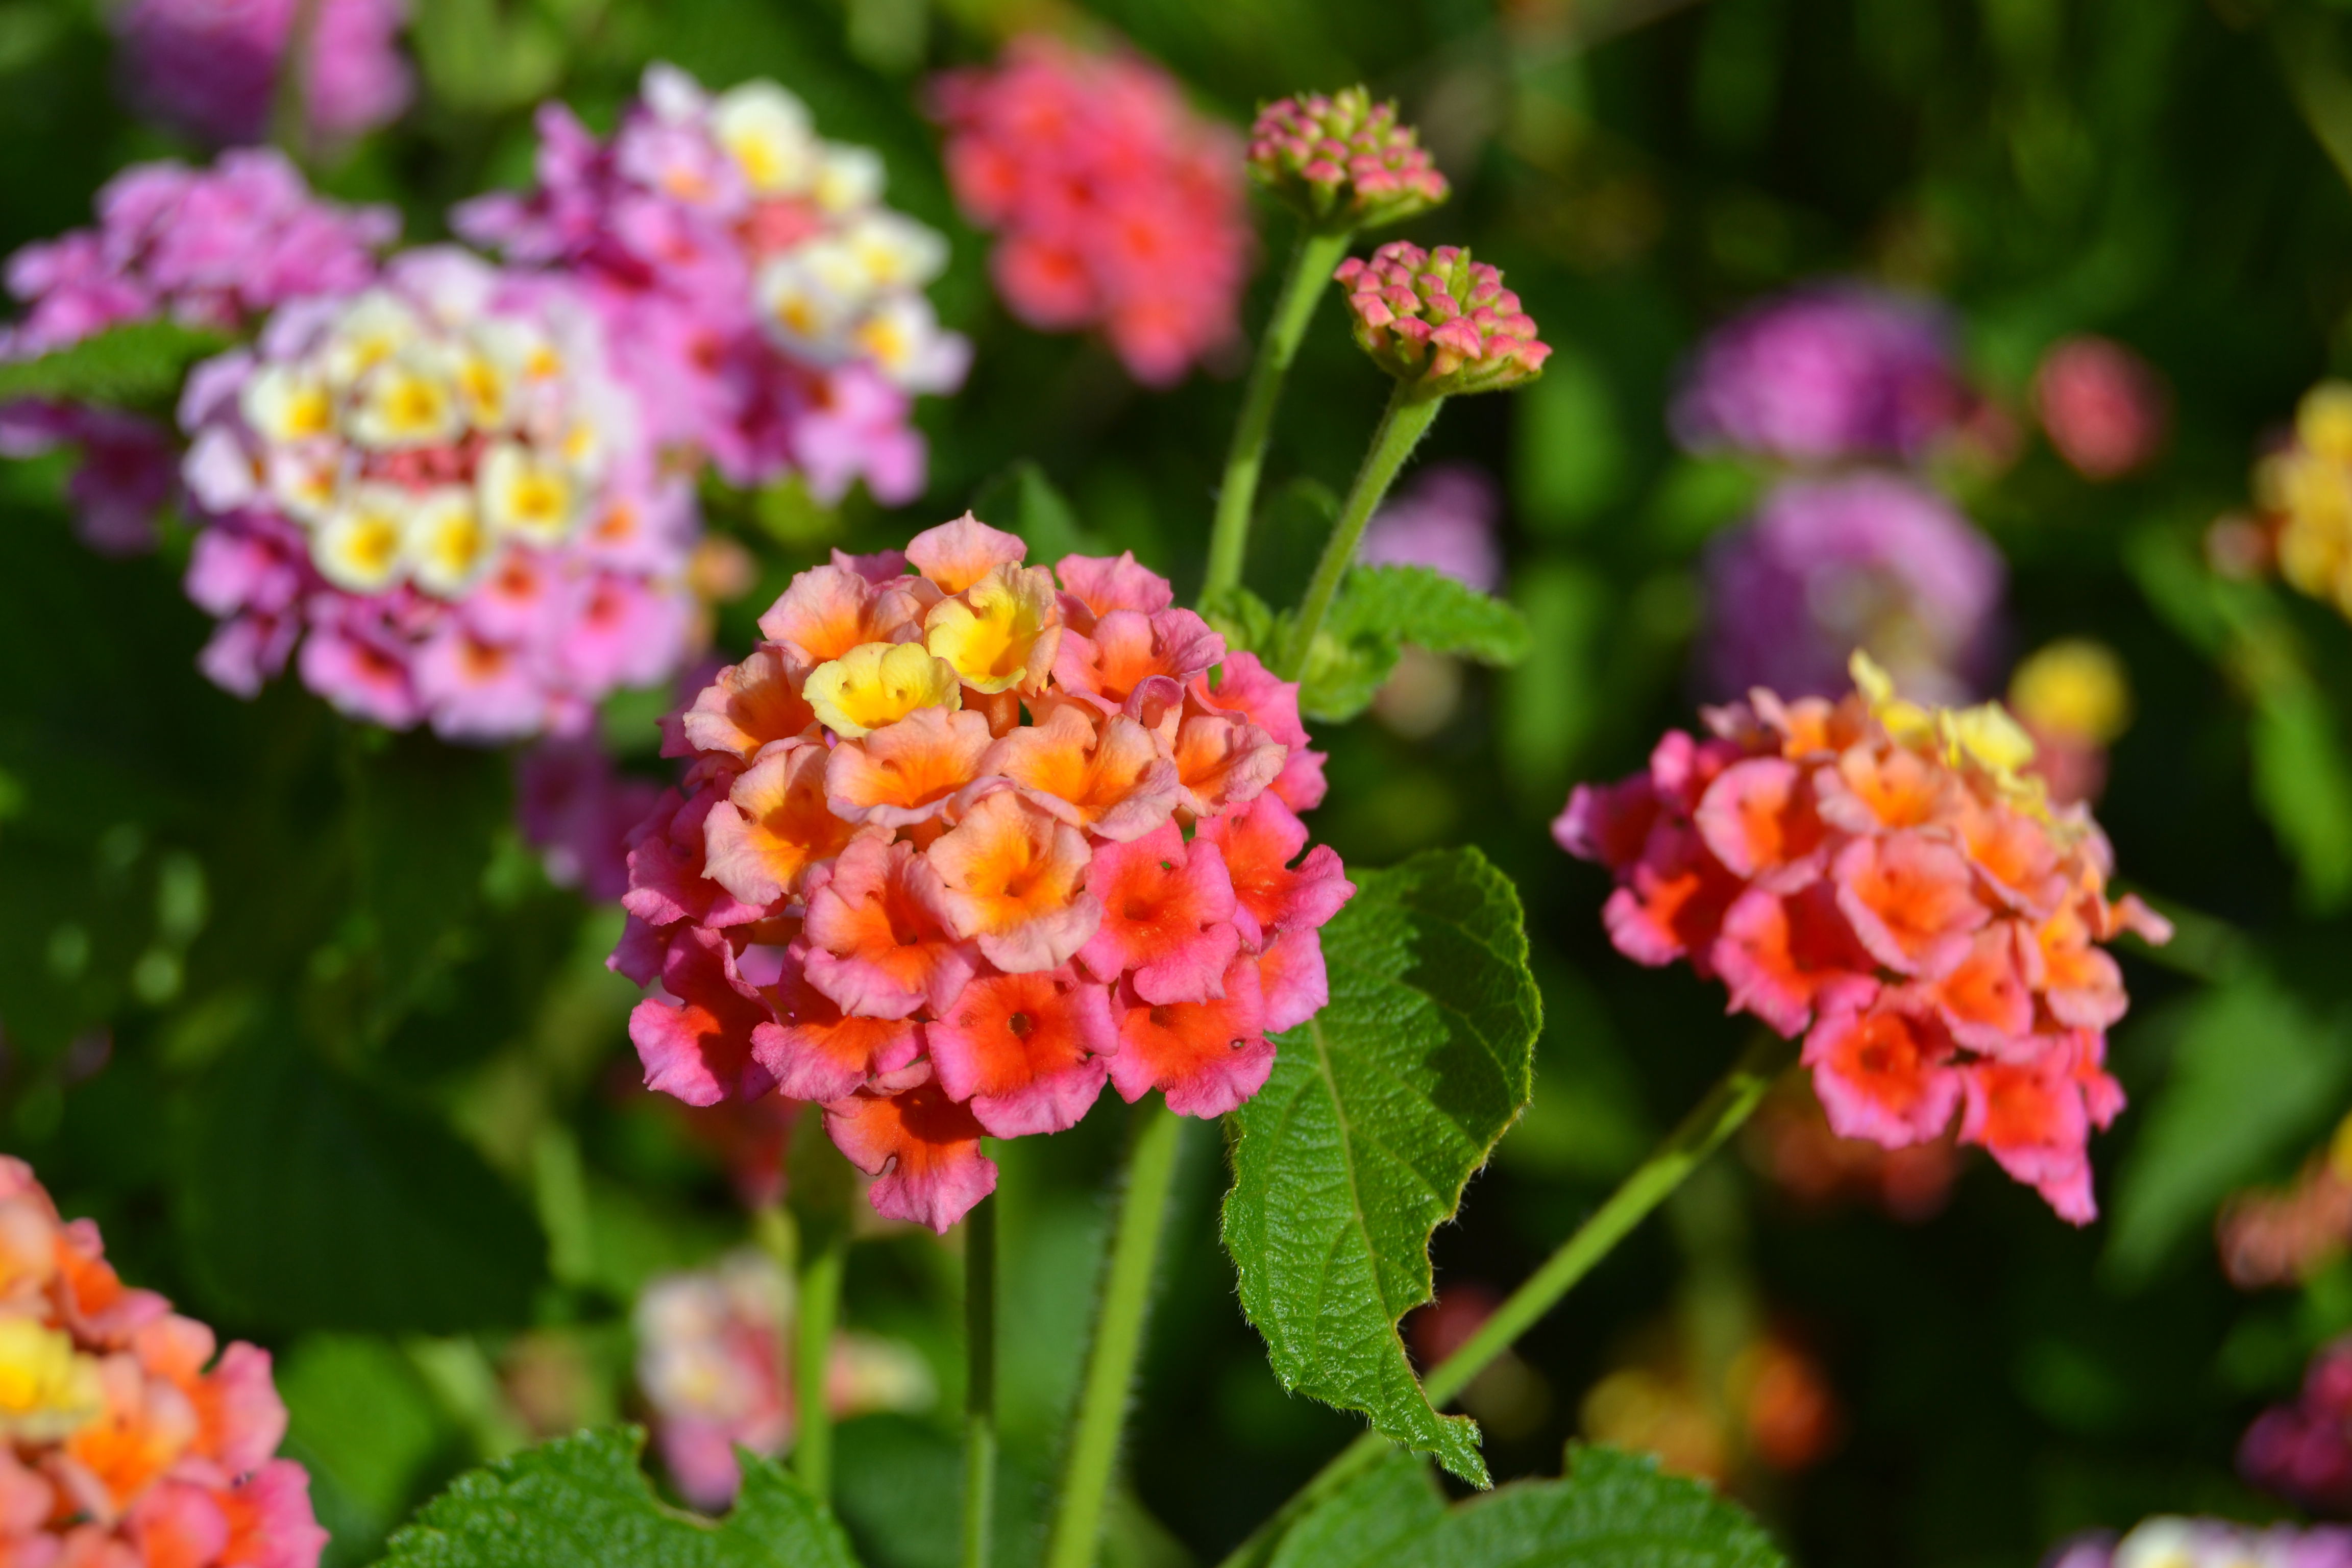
[962,1192,998,1568]
[1044,1100,1186,1568]
[1205,224,1358,601]
[793,1220,848,1505]
[1274,383,1446,681]
[268,0,326,164]
[1215,1031,1800,1568]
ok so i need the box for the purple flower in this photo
[3,150,397,552]
[2242,1335,2352,1516]
[1672,284,1969,465]
[456,63,966,499]
[516,739,667,902]
[1359,462,1503,594]
[1702,473,2004,705]
[112,0,412,147]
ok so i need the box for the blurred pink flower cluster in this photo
[1335,242,1550,395]
[518,739,669,902]
[2,150,397,553]
[633,1250,931,1510]
[932,36,1251,386]
[2032,334,2170,481]
[1556,656,2169,1222]
[459,64,966,501]
[177,247,697,741]
[2048,1520,2352,1568]
[615,516,1349,1232]
[112,0,412,147]
[0,1157,326,1568]
[1247,87,1449,230]
[2243,1335,2352,1516]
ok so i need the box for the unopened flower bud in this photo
[1248,87,1449,230]
[1333,241,1549,396]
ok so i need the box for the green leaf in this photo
[972,459,1102,564]
[1281,1447,1785,1568]
[1300,566,1532,724]
[174,1044,547,1333]
[2249,675,2352,912]
[0,319,230,409]
[1200,584,1280,662]
[1223,847,1541,1486]
[375,1426,859,1568]
[2105,973,2352,1286]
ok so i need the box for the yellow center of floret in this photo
[0,1317,101,1442]
[803,641,964,738]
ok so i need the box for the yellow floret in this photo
[804,641,964,738]
[2300,382,2352,465]
[924,565,1058,694]
[0,1317,102,1442]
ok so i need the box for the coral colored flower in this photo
[1249,87,1450,231]
[0,1159,326,1567]
[1702,473,2005,705]
[1558,652,2168,1223]
[176,248,698,740]
[615,533,1345,1228]
[458,64,965,496]
[1333,241,1550,396]
[930,36,1252,385]
[3,151,397,556]
[2033,335,2169,480]
[825,1077,999,1233]
[1671,283,1970,465]
[113,0,411,147]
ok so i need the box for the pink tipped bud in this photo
[1333,240,1548,396]
[1248,86,1449,231]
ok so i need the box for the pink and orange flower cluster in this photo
[614,517,1351,1232]
[1556,654,2171,1222]
[932,37,1252,386]
[1334,243,1550,397]
[0,1159,324,1568]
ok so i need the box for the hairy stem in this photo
[792,1220,848,1504]
[1205,225,1357,601]
[962,1191,998,1568]
[1216,1031,1801,1568]
[1044,1101,1186,1568]
[1274,383,1446,681]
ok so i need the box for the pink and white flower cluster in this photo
[932,36,1252,387]
[458,64,966,501]
[0,1158,326,1568]
[2,150,398,553]
[1556,655,2170,1223]
[615,516,1350,1232]
[1334,242,1551,396]
[177,247,697,740]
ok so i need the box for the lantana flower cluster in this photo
[2241,1334,2352,1516]
[2255,382,2352,619]
[177,247,696,739]
[634,1250,932,1510]
[1246,88,1450,231]
[2,150,398,554]
[0,1158,326,1568]
[458,64,966,500]
[2218,1113,2352,1290]
[2049,1518,2352,1568]
[1555,654,2171,1223]
[615,516,1351,1232]
[932,36,1252,386]
[1334,243,1551,396]
[112,0,412,149]
[2031,334,2169,482]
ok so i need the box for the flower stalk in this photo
[792,1218,847,1503]
[1276,382,1445,681]
[962,1190,999,1568]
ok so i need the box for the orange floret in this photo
[919,791,1100,972]
[824,707,997,828]
[702,745,860,905]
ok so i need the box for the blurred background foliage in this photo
[15,0,2352,1563]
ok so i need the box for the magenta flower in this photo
[1333,242,1550,396]
[932,36,1253,386]
[177,247,699,741]
[457,64,965,499]
[112,0,412,147]
[1248,87,1449,230]
[517,739,667,902]
[2243,1335,2352,1516]
[1702,472,2005,705]
[1672,283,1970,465]
[2,150,397,554]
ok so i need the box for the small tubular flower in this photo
[175,248,698,741]
[924,563,1063,694]
[930,36,1252,385]
[1556,651,2170,1224]
[1333,241,1549,396]
[612,530,1350,1228]
[457,64,965,498]
[1247,87,1449,231]
[0,1160,326,1568]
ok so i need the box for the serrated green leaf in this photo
[1298,565,1532,723]
[2106,973,2352,1286]
[1281,1447,1785,1568]
[1200,583,1280,661]
[375,1426,857,1568]
[0,319,230,409]
[1223,847,1540,1486]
